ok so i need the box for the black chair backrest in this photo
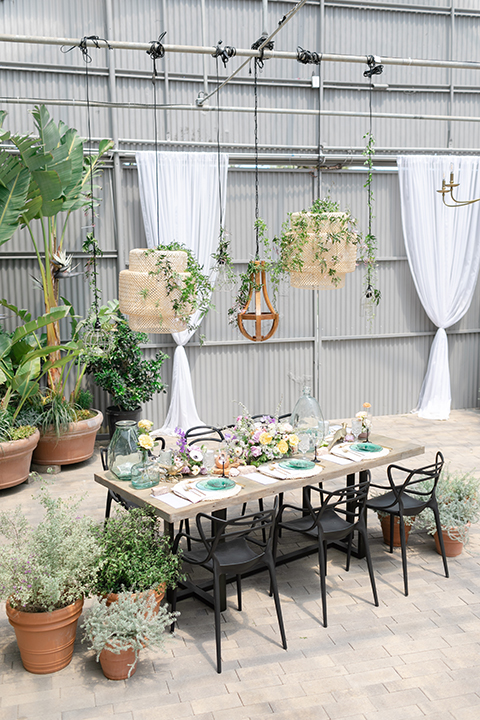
[152,435,166,450]
[303,474,371,533]
[185,425,224,445]
[387,451,444,505]
[194,502,278,562]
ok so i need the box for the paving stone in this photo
[62,706,114,720]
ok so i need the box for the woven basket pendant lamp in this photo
[237,261,279,342]
[119,249,190,333]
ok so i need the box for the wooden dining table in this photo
[94,433,424,610]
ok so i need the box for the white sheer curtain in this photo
[136,151,229,434]
[397,155,480,420]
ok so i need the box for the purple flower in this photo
[250,446,262,458]
[252,429,262,443]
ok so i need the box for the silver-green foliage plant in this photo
[0,489,103,612]
[82,592,179,677]
[414,468,480,545]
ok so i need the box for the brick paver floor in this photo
[1,408,479,720]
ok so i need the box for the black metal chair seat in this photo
[366,451,448,596]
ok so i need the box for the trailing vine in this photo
[144,241,214,332]
[361,131,381,307]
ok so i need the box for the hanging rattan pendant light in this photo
[237,52,279,342]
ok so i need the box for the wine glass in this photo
[297,432,311,461]
[203,449,215,475]
[351,418,362,443]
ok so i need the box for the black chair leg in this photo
[213,570,223,674]
[105,490,114,519]
[398,515,409,596]
[389,513,394,553]
[318,540,328,627]
[236,574,242,611]
[346,531,353,572]
[178,520,192,551]
[433,505,449,578]
[359,526,379,607]
[265,555,287,650]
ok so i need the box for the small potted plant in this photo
[94,506,183,601]
[85,301,168,437]
[82,591,178,680]
[415,468,480,556]
[375,510,416,547]
[0,489,102,674]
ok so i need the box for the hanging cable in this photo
[212,40,236,68]
[251,34,274,70]
[146,32,167,247]
[363,55,384,78]
[296,47,322,65]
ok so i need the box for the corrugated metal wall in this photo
[0,0,479,430]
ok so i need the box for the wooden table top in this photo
[94,434,424,526]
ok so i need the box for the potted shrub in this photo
[415,468,480,557]
[94,506,183,600]
[277,197,358,289]
[85,302,168,437]
[0,489,102,674]
[82,591,178,680]
[376,510,416,547]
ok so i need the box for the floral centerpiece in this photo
[355,402,372,438]
[137,419,155,459]
[172,427,210,476]
[223,413,299,467]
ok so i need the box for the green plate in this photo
[279,459,316,470]
[350,442,383,453]
[196,478,236,491]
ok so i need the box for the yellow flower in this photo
[259,432,273,445]
[277,439,288,454]
[138,433,154,450]
[138,419,154,432]
[288,434,299,447]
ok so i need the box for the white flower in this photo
[138,419,154,432]
[138,434,154,450]
[278,422,293,433]
[189,448,203,462]
[234,446,243,457]
[356,411,367,420]
[174,456,184,468]
[191,465,200,476]
[228,467,240,477]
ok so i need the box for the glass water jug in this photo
[108,420,140,481]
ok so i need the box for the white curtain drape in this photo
[397,155,480,420]
[136,151,229,434]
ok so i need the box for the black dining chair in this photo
[185,425,225,444]
[366,451,448,596]
[101,435,166,519]
[274,474,378,627]
[172,502,287,673]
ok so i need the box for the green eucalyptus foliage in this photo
[0,489,103,612]
[82,592,178,676]
[86,307,167,412]
[95,506,183,595]
[414,468,480,545]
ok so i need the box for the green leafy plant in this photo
[144,241,214,331]
[276,197,358,287]
[82,591,178,677]
[414,468,480,546]
[85,302,167,412]
[0,488,103,612]
[94,506,183,595]
[0,105,113,394]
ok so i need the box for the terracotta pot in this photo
[32,410,103,466]
[0,429,40,489]
[434,529,464,557]
[6,597,84,674]
[99,644,138,680]
[105,584,166,611]
[379,515,414,547]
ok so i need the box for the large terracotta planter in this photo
[0,429,40,489]
[105,584,166,611]
[6,597,84,674]
[99,644,138,680]
[32,410,103,466]
[379,515,414,547]
[434,529,464,557]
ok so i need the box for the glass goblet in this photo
[351,418,363,442]
[297,432,311,460]
[203,449,215,475]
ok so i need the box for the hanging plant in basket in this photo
[277,197,358,290]
[119,241,214,334]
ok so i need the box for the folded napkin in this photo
[244,472,278,485]
[172,486,205,504]
[259,464,322,480]
[322,453,353,466]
